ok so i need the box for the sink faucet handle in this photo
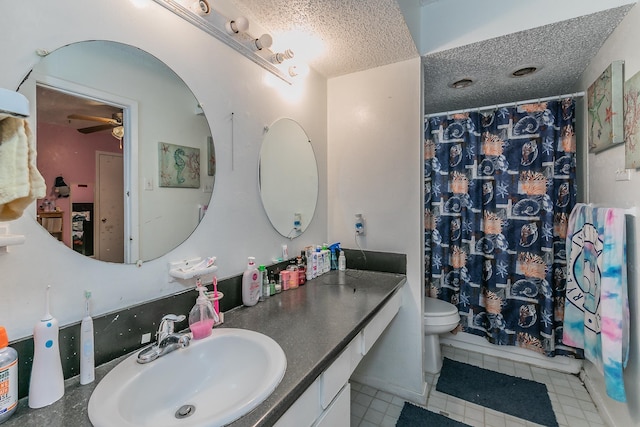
[162,314,186,323]
[158,314,186,339]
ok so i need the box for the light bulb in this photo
[271,49,295,64]
[190,0,210,16]
[225,16,249,34]
[254,34,273,50]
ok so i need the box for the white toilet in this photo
[424,297,460,374]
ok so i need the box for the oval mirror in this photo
[21,41,215,263]
[259,118,318,237]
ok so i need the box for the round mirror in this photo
[259,118,318,237]
[22,41,215,263]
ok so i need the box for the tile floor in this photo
[350,345,606,427]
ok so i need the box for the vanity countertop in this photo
[4,269,405,427]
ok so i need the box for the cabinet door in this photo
[362,291,401,354]
[313,383,350,427]
[274,378,321,427]
[320,347,351,409]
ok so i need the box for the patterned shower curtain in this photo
[424,99,581,357]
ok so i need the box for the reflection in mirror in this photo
[259,119,318,238]
[24,41,215,263]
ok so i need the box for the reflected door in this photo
[96,152,124,262]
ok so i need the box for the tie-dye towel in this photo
[563,204,629,402]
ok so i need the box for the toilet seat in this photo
[424,298,460,327]
[424,297,458,317]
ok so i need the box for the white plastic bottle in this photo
[338,251,346,271]
[322,244,330,273]
[242,257,260,306]
[0,327,18,424]
[79,290,95,385]
[315,247,323,276]
[305,247,314,281]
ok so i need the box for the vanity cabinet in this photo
[275,289,402,427]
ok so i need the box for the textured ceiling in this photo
[423,5,634,114]
[233,0,418,77]
[231,1,634,116]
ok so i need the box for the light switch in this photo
[144,178,153,190]
[615,169,631,181]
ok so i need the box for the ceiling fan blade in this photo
[68,113,119,125]
[77,124,116,134]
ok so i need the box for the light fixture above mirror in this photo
[152,0,294,84]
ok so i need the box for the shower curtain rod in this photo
[424,91,585,118]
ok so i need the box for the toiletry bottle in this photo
[287,260,299,289]
[339,250,346,271]
[269,271,277,295]
[321,244,330,273]
[260,265,270,300]
[280,270,290,291]
[298,253,306,285]
[329,243,340,270]
[189,285,218,339]
[79,290,95,385]
[242,257,261,306]
[305,246,314,281]
[0,327,17,424]
[275,269,283,293]
[314,247,321,277]
[29,285,64,409]
[258,265,266,302]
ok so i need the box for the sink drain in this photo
[175,404,196,419]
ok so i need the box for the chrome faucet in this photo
[137,314,191,364]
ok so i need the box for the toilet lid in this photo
[424,297,458,317]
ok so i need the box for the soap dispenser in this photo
[189,285,218,340]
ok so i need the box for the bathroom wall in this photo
[0,0,328,340]
[327,58,425,403]
[578,4,640,426]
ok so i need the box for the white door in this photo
[96,151,124,262]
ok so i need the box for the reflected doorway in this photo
[96,152,124,262]
[36,84,129,261]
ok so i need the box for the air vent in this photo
[448,78,474,89]
[511,66,538,77]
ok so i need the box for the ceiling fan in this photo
[67,112,123,135]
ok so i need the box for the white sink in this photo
[88,328,286,427]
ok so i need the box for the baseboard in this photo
[440,332,583,374]
[581,370,616,427]
[350,372,428,406]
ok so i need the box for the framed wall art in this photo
[158,142,201,188]
[624,69,640,168]
[587,60,624,153]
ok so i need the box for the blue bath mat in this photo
[396,402,471,427]
[436,358,558,427]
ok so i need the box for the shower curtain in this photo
[424,99,581,357]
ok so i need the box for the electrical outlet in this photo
[141,332,151,344]
[355,213,365,236]
[293,213,302,232]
